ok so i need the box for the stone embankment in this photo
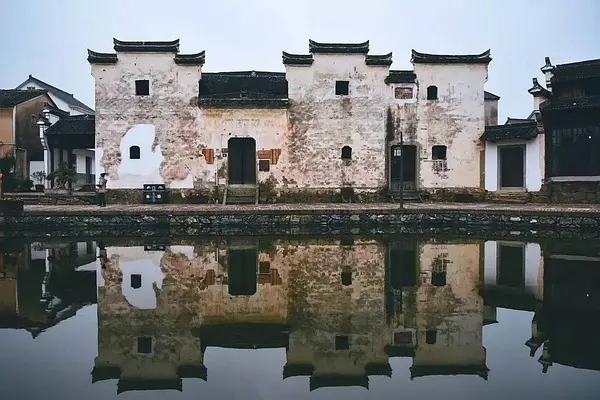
[3,203,600,238]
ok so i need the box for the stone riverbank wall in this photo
[3,205,600,238]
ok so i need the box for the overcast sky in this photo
[1,0,598,122]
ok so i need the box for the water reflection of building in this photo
[283,238,390,390]
[94,238,489,393]
[0,241,97,337]
[529,241,600,373]
[481,239,600,374]
[411,241,488,379]
[94,239,289,394]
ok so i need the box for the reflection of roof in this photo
[117,379,183,394]
[310,374,369,391]
[385,344,416,357]
[482,286,538,312]
[410,364,489,380]
[198,323,290,349]
[283,363,314,378]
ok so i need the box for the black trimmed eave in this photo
[411,49,492,64]
[309,39,370,54]
[282,51,314,65]
[366,53,393,66]
[539,95,600,112]
[385,70,417,84]
[113,38,180,53]
[198,98,289,109]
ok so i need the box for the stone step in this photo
[226,196,256,204]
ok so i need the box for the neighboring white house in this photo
[15,76,96,188]
[482,82,545,192]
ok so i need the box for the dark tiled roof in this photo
[309,374,369,391]
[116,379,183,394]
[309,39,370,54]
[113,38,180,52]
[552,58,600,83]
[282,51,314,65]
[484,91,500,100]
[174,51,205,66]
[45,114,95,136]
[365,53,393,66]
[385,70,416,84]
[506,117,533,124]
[283,363,315,378]
[0,89,47,107]
[87,50,118,64]
[410,365,489,380]
[482,120,538,142]
[198,71,288,108]
[18,75,95,114]
[411,49,492,64]
[540,95,600,112]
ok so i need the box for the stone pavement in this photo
[21,202,600,215]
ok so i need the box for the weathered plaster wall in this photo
[198,108,288,187]
[92,52,202,188]
[283,239,390,381]
[413,241,486,370]
[485,137,543,191]
[413,64,489,190]
[285,54,390,190]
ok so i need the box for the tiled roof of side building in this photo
[552,58,600,83]
[0,89,48,107]
[308,39,370,54]
[484,91,500,100]
[482,120,538,142]
[540,95,600,112]
[44,114,95,135]
[17,75,95,114]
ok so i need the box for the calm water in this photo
[1,236,599,399]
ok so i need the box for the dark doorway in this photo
[499,146,525,189]
[497,244,525,288]
[390,145,417,191]
[389,247,417,289]
[227,248,257,296]
[85,156,92,184]
[228,138,257,184]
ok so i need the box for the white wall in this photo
[484,136,542,191]
[73,149,95,174]
[483,241,542,296]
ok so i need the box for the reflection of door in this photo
[499,146,524,189]
[228,248,258,296]
[497,243,525,288]
[228,138,257,184]
[390,145,417,191]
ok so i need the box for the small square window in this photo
[259,261,271,274]
[335,335,349,350]
[394,331,412,344]
[395,87,413,99]
[341,267,352,286]
[137,337,152,354]
[335,80,349,96]
[258,159,270,172]
[135,80,150,96]
[425,330,437,344]
[432,145,447,160]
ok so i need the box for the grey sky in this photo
[1,0,598,122]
